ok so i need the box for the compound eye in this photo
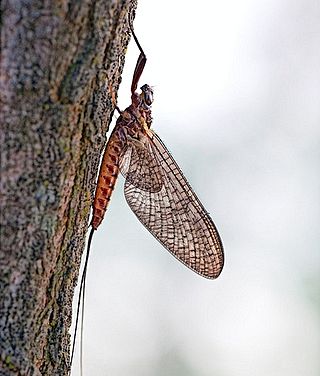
[144,91,153,106]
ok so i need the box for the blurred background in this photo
[72,0,320,375]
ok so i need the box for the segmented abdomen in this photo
[91,129,123,230]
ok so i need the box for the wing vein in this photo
[121,130,224,279]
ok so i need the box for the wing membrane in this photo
[121,130,224,279]
[120,143,163,193]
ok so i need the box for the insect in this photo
[70,13,224,375]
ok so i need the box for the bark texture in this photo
[0,0,137,374]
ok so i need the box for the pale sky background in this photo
[72,1,320,375]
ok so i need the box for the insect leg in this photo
[107,80,121,115]
[128,13,147,94]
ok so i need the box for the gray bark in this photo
[0,0,137,374]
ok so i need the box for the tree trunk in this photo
[0,0,136,374]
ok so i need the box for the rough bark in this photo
[0,0,137,374]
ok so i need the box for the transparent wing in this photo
[120,143,163,193]
[121,130,224,279]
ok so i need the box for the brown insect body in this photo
[92,87,153,230]
[91,73,224,278]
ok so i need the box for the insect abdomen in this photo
[91,130,123,230]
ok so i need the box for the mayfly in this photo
[70,13,224,375]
